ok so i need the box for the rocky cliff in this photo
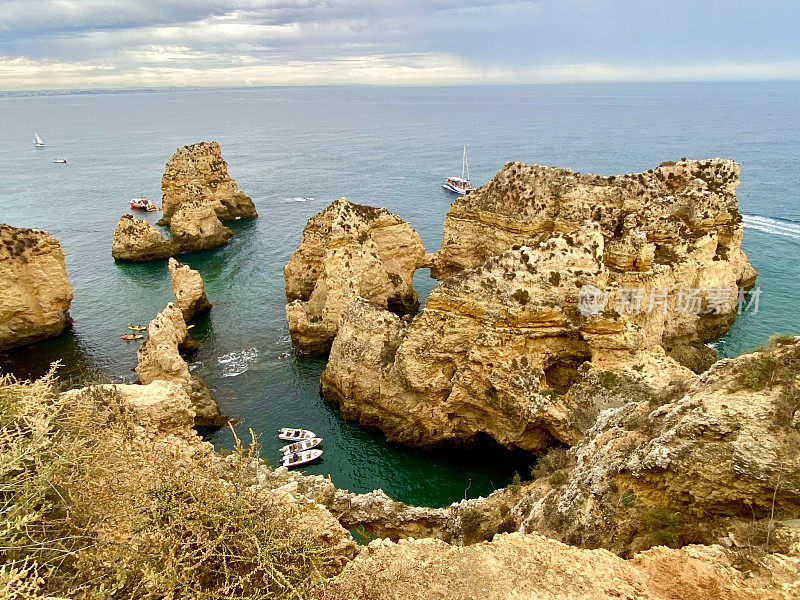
[320,159,758,452]
[159,141,257,225]
[168,258,212,322]
[111,214,178,261]
[284,197,425,353]
[0,224,73,351]
[167,195,233,253]
[135,303,224,428]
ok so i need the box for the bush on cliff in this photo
[0,369,331,599]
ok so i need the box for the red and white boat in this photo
[280,449,323,469]
[280,437,322,455]
[129,197,159,212]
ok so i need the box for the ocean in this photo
[0,81,798,507]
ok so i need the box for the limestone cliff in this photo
[167,195,233,253]
[0,224,73,351]
[159,141,257,225]
[135,303,224,428]
[168,258,211,322]
[111,214,178,261]
[517,336,800,554]
[284,197,425,353]
[321,225,693,451]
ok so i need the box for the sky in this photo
[0,0,799,90]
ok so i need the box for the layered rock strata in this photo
[135,303,224,428]
[159,141,257,225]
[168,257,212,322]
[111,214,178,261]
[0,224,73,350]
[167,195,233,252]
[284,197,425,353]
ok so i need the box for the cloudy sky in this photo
[1,1,799,90]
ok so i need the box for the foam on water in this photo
[742,215,800,242]
[217,348,259,377]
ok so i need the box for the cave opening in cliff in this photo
[544,354,591,395]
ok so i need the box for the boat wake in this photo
[217,348,259,377]
[742,215,800,242]
[284,196,315,203]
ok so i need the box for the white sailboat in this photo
[33,132,45,148]
[442,146,476,195]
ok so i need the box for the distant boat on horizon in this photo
[34,132,45,148]
[442,145,476,195]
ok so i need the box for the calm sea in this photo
[0,82,798,506]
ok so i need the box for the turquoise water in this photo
[0,82,798,507]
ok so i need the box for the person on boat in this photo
[291,452,299,462]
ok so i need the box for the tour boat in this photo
[278,428,316,441]
[34,132,45,148]
[280,437,323,455]
[442,146,476,195]
[280,449,323,469]
[129,197,159,212]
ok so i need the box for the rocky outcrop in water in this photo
[167,195,233,253]
[284,197,425,353]
[0,224,73,351]
[135,303,224,428]
[111,214,178,261]
[159,141,257,225]
[320,159,758,452]
[168,258,211,322]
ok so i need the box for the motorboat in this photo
[53,159,67,164]
[442,146,476,195]
[278,428,316,441]
[280,437,322,454]
[129,197,159,212]
[279,449,323,469]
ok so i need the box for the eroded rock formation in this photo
[167,195,233,253]
[135,303,224,428]
[320,159,758,452]
[168,258,212,322]
[111,214,178,261]
[159,141,257,225]
[0,224,73,350]
[284,197,425,353]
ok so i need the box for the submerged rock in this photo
[159,141,257,225]
[168,258,212,322]
[135,303,224,428]
[111,214,178,261]
[284,197,425,353]
[168,195,233,253]
[0,224,73,350]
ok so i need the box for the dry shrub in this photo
[0,368,332,599]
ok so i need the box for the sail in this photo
[34,132,44,146]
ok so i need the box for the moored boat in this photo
[280,437,322,454]
[279,449,322,469]
[278,428,316,441]
[442,146,476,195]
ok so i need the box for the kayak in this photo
[121,334,144,340]
[280,437,322,454]
[128,324,147,331]
[280,449,322,469]
[278,428,316,441]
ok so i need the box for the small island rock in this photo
[168,257,212,322]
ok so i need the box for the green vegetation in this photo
[0,369,331,599]
[531,447,574,481]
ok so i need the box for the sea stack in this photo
[159,141,257,225]
[111,214,178,261]
[283,197,425,353]
[320,159,757,451]
[0,224,74,350]
[135,303,224,428]
[167,195,233,252]
[168,258,212,322]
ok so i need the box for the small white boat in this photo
[53,159,67,164]
[278,427,316,441]
[34,132,45,148]
[280,437,322,455]
[442,146,476,195]
[280,449,323,469]
[129,197,159,212]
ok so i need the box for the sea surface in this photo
[0,82,798,507]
